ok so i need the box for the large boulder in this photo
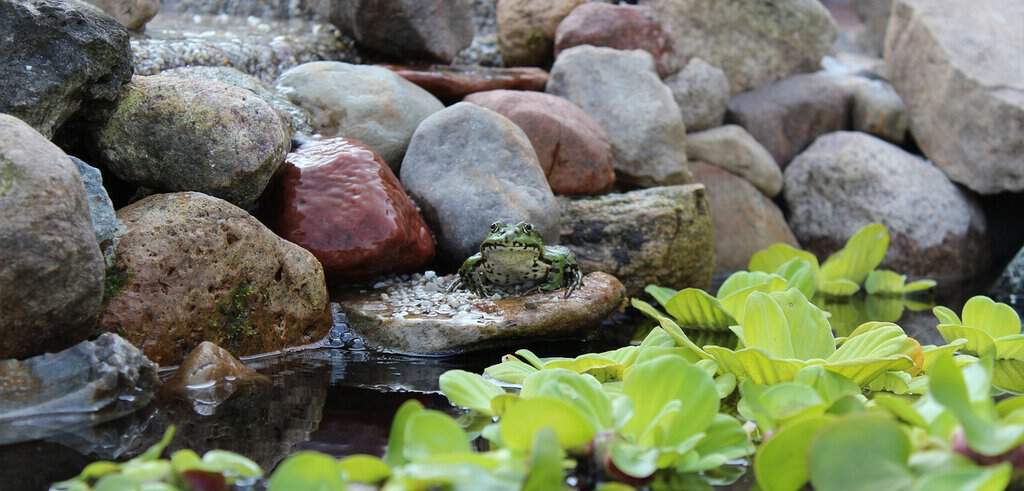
[497,0,583,66]
[686,125,782,198]
[91,75,290,209]
[0,0,133,138]
[553,3,676,77]
[547,46,691,187]
[559,185,714,296]
[400,102,559,265]
[784,132,989,280]
[0,115,104,360]
[691,162,797,273]
[267,138,436,283]
[99,192,331,365]
[464,90,615,195]
[664,58,730,133]
[885,0,1024,194]
[276,62,444,170]
[83,0,159,31]
[639,0,837,94]
[329,0,475,63]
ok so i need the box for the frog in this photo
[448,221,583,298]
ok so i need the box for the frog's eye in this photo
[521,223,534,233]
[490,222,501,232]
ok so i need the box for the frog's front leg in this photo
[453,254,492,296]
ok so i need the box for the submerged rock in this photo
[0,333,159,446]
[338,272,625,355]
[0,0,133,138]
[268,138,436,282]
[99,192,331,365]
[383,64,548,103]
[558,185,714,296]
[0,115,104,360]
[162,342,269,413]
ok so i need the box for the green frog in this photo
[449,221,582,298]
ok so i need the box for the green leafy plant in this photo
[934,296,1024,393]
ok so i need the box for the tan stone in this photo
[497,0,584,66]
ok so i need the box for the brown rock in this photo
[382,65,549,103]
[99,192,331,365]
[554,3,675,77]
[464,90,614,195]
[162,342,269,402]
[691,162,798,273]
[268,138,435,282]
[497,0,585,66]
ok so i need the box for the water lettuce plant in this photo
[934,296,1024,393]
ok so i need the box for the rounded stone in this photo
[99,192,331,365]
[83,0,159,31]
[329,0,475,63]
[268,138,436,283]
[400,102,559,265]
[554,3,676,77]
[664,58,730,132]
[686,125,782,198]
[0,114,105,360]
[497,0,584,66]
[92,75,291,209]
[464,90,614,195]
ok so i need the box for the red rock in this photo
[554,3,676,78]
[464,90,615,195]
[381,64,548,103]
[271,138,435,282]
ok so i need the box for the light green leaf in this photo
[484,356,538,385]
[754,415,833,491]
[818,278,861,297]
[500,396,597,451]
[819,223,889,286]
[610,442,660,479]
[759,383,826,424]
[962,296,1021,338]
[132,426,175,463]
[94,476,141,491]
[992,359,1024,394]
[523,428,568,491]
[719,276,789,321]
[910,463,1012,491]
[403,410,471,462]
[687,414,754,472]
[631,299,712,359]
[77,461,121,482]
[864,270,908,296]
[659,288,736,331]
[384,399,424,467]
[936,325,996,358]
[749,242,820,273]
[337,455,389,484]
[994,335,1024,359]
[828,324,911,362]
[774,258,818,299]
[902,279,937,293]
[705,346,806,385]
[770,289,835,360]
[921,339,968,372]
[622,355,719,447]
[644,285,678,307]
[739,292,795,358]
[439,370,506,416]
[872,394,929,428]
[808,414,914,491]
[794,365,861,405]
[521,369,613,430]
[718,271,787,299]
[268,452,346,491]
[201,450,262,481]
[933,306,962,326]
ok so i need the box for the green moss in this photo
[218,281,256,344]
[103,263,130,304]
[0,155,25,197]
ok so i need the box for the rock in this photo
[91,75,290,209]
[991,247,1024,296]
[691,162,797,273]
[0,115,104,360]
[852,0,892,56]
[0,333,159,445]
[267,138,436,283]
[161,342,269,408]
[456,0,503,66]
[686,125,782,198]
[547,46,691,187]
[99,192,332,365]
[558,185,714,296]
[276,62,444,170]
[497,0,583,66]
[382,64,548,103]
[639,0,837,94]
[338,272,625,354]
[846,76,908,145]
[400,102,559,265]
[70,157,121,255]
[0,0,133,138]
[884,0,1024,194]
[553,3,675,77]
[726,73,851,168]
[464,90,615,195]
[664,58,730,132]
[160,66,313,135]
[329,0,475,63]
[784,132,989,280]
[83,0,159,30]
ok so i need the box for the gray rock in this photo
[276,62,444,169]
[400,102,559,265]
[991,247,1024,296]
[161,66,313,135]
[691,162,797,273]
[91,75,291,209]
[686,125,782,198]
[784,132,989,280]
[639,0,837,94]
[83,0,159,30]
[0,0,133,138]
[852,0,892,56]
[0,333,159,445]
[329,0,475,63]
[0,114,104,360]
[547,46,691,188]
[885,0,1024,194]
[338,272,626,355]
[559,184,714,297]
[70,157,121,255]
[727,73,851,168]
[847,76,908,145]
[664,58,730,132]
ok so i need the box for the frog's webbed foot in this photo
[446,276,464,293]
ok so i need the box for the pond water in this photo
[3,276,1019,491]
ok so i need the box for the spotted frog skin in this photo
[449,221,582,297]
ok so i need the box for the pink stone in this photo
[554,3,677,78]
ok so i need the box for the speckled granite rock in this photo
[338,272,625,354]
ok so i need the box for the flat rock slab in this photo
[337,272,626,355]
[382,64,548,103]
